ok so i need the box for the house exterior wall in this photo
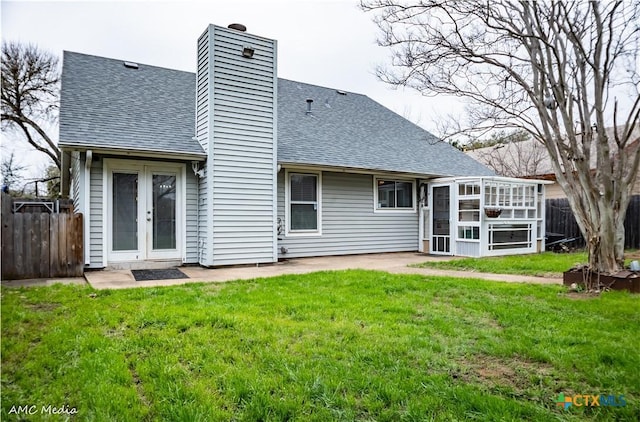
[89,159,104,267]
[277,170,419,258]
[196,27,211,265]
[544,182,565,200]
[197,25,278,266]
[185,169,199,263]
[70,151,82,209]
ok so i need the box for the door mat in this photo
[131,268,189,281]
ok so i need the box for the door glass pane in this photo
[113,173,138,251]
[433,186,450,236]
[153,174,176,250]
[432,186,450,253]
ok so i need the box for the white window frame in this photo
[374,177,416,213]
[285,170,322,236]
[456,182,481,242]
[487,223,534,251]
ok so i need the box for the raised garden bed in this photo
[563,267,640,293]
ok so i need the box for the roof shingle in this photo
[60,51,493,177]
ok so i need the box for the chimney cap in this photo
[228,23,247,32]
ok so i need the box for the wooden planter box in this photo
[563,269,640,293]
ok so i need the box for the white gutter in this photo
[57,145,207,162]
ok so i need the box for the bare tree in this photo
[361,0,640,275]
[1,42,60,169]
[1,151,27,194]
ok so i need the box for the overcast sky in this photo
[2,0,462,178]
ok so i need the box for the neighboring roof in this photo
[465,140,553,178]
[466,126,640,178]
[60,51,492,177]
[59,52,205,158]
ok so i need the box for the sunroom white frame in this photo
[424,176,550,257]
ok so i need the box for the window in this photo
[484,181,537,221]
[288,172,320,234]
[498,184,511,206]
[488,223,532,250]
[457,183,480,240]
[376,178,414,210]
[458,199,480,221]
[525,185,535,207]
[458,183,480,196]
[458,225,479,240]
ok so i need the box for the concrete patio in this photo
[73,252,562,289]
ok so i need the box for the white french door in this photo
[107,161,184,262]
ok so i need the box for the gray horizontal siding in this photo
[89,160,104,268]
[196,27,211,265]
[208,25,277,266]
[278,171,419,258]
[185,169,199,263]
[196,29,211,154]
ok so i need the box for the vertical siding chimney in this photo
[196,24,278,266]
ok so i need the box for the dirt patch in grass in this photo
[453,354,554,393]
[203,283,226,295]
[127,359,151,409]
[562,292,601,300]
[26,302,59,312]
[105,327,127,338]
[625,250,640,260]
[475,315,503,330]
[430,298,503,330]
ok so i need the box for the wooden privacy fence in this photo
[1,193,83,280]
[545,195,640,250]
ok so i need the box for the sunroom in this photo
[420,176,549,257]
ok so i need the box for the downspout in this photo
[84,150,92,265]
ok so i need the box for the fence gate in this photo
[1,193,83,280]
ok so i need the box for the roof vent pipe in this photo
[228,23,247,32]
[306,98,313,115]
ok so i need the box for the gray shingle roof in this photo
[277,79,492,176]
[59,52,205,157]
[60,51,493,177]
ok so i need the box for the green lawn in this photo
[415,251,590,277]
[2,270,638,421]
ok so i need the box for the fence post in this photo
[1,194,15,279]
